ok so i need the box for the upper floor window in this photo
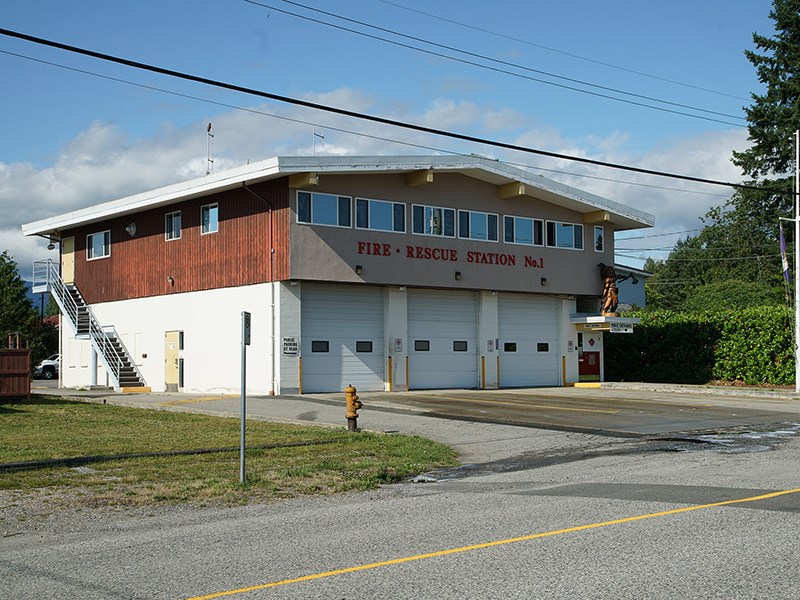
[201,203,218,235]
[356,198,405,233]
[594,226,604,252]
[297,191,351,228]
[412,205,455,237]
[459,210,498,242]
[87,230,110,260]
[165,211,181,241]
[546,221,584,250]
[504,215,543,246]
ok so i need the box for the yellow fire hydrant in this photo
[345,384,362,432]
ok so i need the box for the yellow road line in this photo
[160,395,236,407]
[425,395,619,414]
[186,487,800,599]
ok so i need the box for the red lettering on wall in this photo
[524,256,544,268]
[406,245,458,261]
[466,251,516,266]
[357,241,393,257]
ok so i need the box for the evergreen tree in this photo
[0,250,36,345]
[0,250,57,363]
[647,0,799,309]
[733,0,800,179]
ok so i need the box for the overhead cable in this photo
[244,0,745,126]
[0,27,784,194]
[0,47,737,200]
[376,0,749,103]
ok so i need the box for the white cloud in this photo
[0,89,753,275]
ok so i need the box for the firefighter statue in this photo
[598,263,620,316]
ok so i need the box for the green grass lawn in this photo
[0,396,458,506]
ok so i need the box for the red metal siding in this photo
[66,178,290,304]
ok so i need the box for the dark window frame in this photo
[296,191,352,228]
[311,340,330,353]
[165,211,182,241]
[458,210,498,242]
[86,230,111,260]
[503,215,544,246]
[355,197,406,233]
[411,204,456,238]
[201,203,219,235]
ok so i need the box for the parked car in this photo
[33,354,60,380]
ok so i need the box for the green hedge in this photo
[604,307,794,385]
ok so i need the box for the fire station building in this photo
[23,155,653,394]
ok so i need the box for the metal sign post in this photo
[240,311,251,483]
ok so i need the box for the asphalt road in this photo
[5,384,800,599]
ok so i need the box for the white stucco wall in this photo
[61,283,274,393]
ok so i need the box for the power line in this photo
[616,228,704,240]
[618,242,787,252]
[376,0,750,103]
[617,252,781,262]
[244,0,745,126]
[0,47,740,202]
[0,27,781,196]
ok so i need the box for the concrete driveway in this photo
[37,382,800,438]
[303,383,800,437]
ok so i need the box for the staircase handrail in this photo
[32,259,145,388]
[33,260,80,335]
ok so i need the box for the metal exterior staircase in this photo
[32,260,147,391]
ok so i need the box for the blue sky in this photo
[0,0,777,277]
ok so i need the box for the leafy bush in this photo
[605,307,794,385]
[684,280,783,312]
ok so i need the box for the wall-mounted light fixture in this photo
[47,239,56,251]
[167,275,175,286]
[399,286,407,291]
[125,222,137,237]
[355,265,363,275]
[289,280,299,286]
[540,277,547,286]
[455,271,462,281]
[490,290,497,296]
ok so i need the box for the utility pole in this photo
[795,131,799,392]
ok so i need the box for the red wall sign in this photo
[357,241,544,269]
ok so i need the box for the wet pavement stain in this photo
[421,422,800,481]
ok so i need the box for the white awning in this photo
[570,315,640,334]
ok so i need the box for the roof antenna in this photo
[206,122,214,175]
[313,126,324,156]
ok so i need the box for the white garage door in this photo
[498,294,559,387]
[301,284,385,393]
[408,289,478,389]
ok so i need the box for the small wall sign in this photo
[283,336,298,355]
